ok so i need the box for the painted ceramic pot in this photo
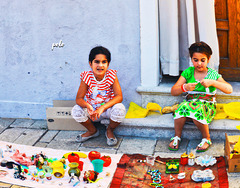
[68,162,80,177]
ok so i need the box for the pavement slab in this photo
[117,137,156,155]
[78,147,117,154]
[187,139,225,157]
[10,119,35,128]
[53,130,83,141]
[0,118,15,127]
[154,151,182,158]
[155,138,189,153]
[228,172,240,188]
[39,130,59,143]
[47,140,80,151]
[0,128,28,143]
[34,142,48,148]
[80,133,122,149]
[14,129,47,146]
[0,119,16,134]
[29,120,48,129]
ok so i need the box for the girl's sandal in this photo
[168,136,181,151]
[196,138,212,153]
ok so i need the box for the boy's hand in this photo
[185,83,198,91]
[200,79,214,88]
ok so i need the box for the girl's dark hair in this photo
[189,41,212,59]
[89,46,111,63]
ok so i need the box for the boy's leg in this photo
[169,117,186,149]
[192,119,211,151]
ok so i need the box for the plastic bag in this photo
[125,102,162,119]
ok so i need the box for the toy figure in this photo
[83,170,98,183]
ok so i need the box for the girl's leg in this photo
[107,103,126,139]
[192,119,211,151]
[106,120,120,139]
[80,119,98,137]
[169,117,187,149]
[72,105,98,137]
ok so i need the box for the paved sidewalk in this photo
[0,118,240,187]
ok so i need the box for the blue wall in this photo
[0,0,141,119]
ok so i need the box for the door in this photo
[215,0,240,81]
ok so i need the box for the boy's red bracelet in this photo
[181,84,187,92]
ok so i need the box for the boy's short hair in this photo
[189,41,212,59]
[89,46,111,63]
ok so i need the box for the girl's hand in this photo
[200,79,214,88]
[92,106,105,121]
[86,105,94,116]
[185,83,198,91]
[88,106,105,121]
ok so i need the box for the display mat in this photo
[110,154,228,188]
[0,141,122,188]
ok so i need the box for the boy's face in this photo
[191,52,210,72]
[89,54,109,81]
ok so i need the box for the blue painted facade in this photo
[0,0,141,119]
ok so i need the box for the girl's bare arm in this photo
[200,77,233,94]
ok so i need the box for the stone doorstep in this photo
[137,82,240,107]
[101,114,240,139]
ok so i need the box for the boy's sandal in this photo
[168,136,181,151]
[196,138,212,153]
[76,130,99,142]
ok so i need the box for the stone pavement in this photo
[0,118,240,187]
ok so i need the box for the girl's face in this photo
[89,54,109,81]
[191,52,210,72]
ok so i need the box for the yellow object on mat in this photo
[125,102,162,118]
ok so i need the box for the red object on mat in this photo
[110,154,229,188]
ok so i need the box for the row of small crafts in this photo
[0,145,112,187]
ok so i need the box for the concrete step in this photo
[101,114,240,140]
[137,81,240,108]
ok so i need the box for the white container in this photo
[188,157,195,166]
[28,165,38,175]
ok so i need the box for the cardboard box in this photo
[225,133,240,172]
[46,100,87,131]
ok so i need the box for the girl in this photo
[72,46,126,146]
[169,41,232,152]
